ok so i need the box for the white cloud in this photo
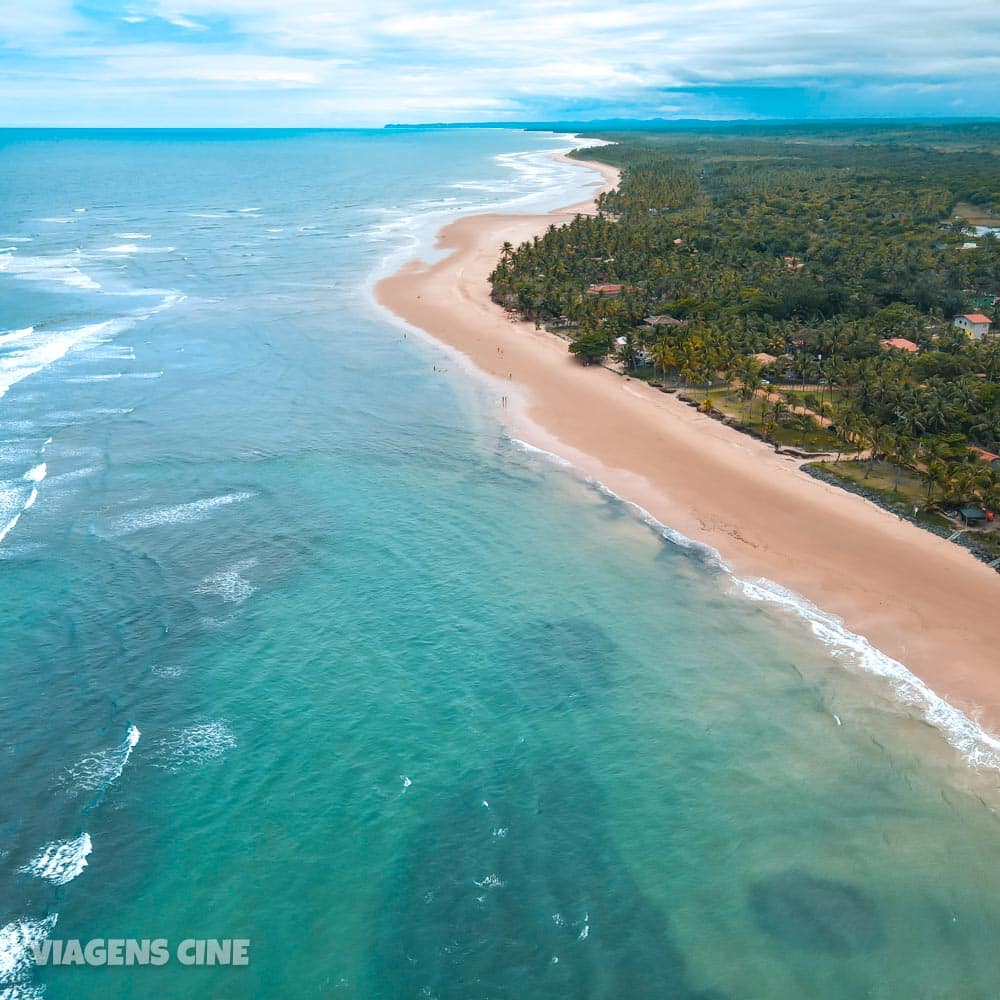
[0,0,997,123]
[102,50,330,87]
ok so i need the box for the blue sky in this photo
[0,0,997,126]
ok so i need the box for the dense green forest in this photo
[491,123,1000,520]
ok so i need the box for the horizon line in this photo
[2,115,1000,132]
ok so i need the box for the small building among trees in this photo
[880,338,919,353]
[953,313,993,340]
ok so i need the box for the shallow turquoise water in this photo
[1,129,999,999]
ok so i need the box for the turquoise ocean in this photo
[1,128,999,999]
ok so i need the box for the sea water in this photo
[0,128,998,999]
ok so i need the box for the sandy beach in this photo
[376,157,1000,740]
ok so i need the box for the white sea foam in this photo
[114,233,152,240]
[365,136,611,284]
[0,319,133,402]
[0,914,57,998]
[87,345,135,362]
[0,251,100,290]
[63,725,140,795]
[506,437,573,469]
[64,372,122,382]
[100,244,175,256]
[0,510,23,545]
[52,465,99,484]
[152,722,236,771]
[0,465,48,545]
[0,442,35,464]
[18,833,92,886]
[450,180,508,193]
[64,371,162,383]
[151,664,184,679]
[0,328,35,347]
[473,874,503,888]
[737,577,1000,770]
[139,291,186,317]
[110,491,255,535]
[506,436,1000,772]
[195,558,258,603]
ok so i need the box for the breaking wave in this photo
[109,492,255,535]
[151,722,237,772]
[63,725,141,800]
[18,833,92,886]
[0,251,99,290]
[195,558,258,604]
[0,915,58,999]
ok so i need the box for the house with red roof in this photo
[954,313,993,340]
[880,337,919,353]
[969,446,1000,466]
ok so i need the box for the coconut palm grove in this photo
[490,122,1000,557]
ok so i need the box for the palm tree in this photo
[738,382,755,424]
[650,339,676,381]
[616,332,637,370]
[953,462,992,505]
[766,401,787,442]
[839,409,870,460]
[889,435,914,493]
[921,459,951,508]
[866,424,896,479]
[796,412,814,449]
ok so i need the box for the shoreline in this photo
[375,154,1000,754]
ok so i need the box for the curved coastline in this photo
[374,152,1000,761]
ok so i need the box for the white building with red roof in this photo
[954,313,993,340]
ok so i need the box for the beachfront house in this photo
[953,313,993,340]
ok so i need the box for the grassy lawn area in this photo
[684,387,843,452]
[815,459,926,506]
[623,365,666,384]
